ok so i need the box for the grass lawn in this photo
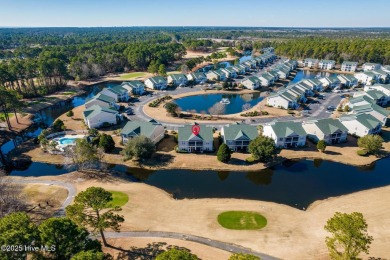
[120,72,147,79]
[0,112,13,122]
[217,211,267,230]
[106,191,129,208]
[61,91,77,95]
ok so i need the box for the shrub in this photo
[66,110,74,117]
[245,157,256,163]
[148,96,172,107]
[217,143,232,163]
[357,149,368,156]
[317,140,327,152]
[165,102,178,116]
[357,135,384,155]
[248,136,277,163]
[88,128,99,136]
[121,136,155,161]
[98,134,115,153]
[343,105,350,112]
[156,248,199,260]
[53,119,65,132]
[240,111,260,117]
[261,111,269,115]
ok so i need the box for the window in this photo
[279,138,283,141]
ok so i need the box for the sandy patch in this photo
[10,172,390,260]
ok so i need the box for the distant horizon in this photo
[1,0,390,27]
[1,26,390,29]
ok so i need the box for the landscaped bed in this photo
[217,211,267,230]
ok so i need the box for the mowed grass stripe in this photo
[106,191,129,208]
[217,211,267,230]
[120,72,147,79]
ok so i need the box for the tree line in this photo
[0,41,186,98]
[273,37,390,64]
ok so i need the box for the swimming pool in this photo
[58,137,78,145]
[53,134,86,151]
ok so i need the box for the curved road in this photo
[9,179,279,259]
[104,231,280,260]
[129,82,343,131]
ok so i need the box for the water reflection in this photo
[313,158,323,168]
[245,169,273,186]
[217,171,230,181]
[9,158,390,210]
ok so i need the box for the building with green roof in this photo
[263,121,307,148]
[302,118,348,144]
[337,74,358,87]
[206,69,226,81]
[304,58,319,68]
[120,120,165,144]
[83,105,119,129]
[353,90,388,106]
[145,76,167,90]
[318,60,336,70]
[220,123,258,151]
[178,123,213,153]
[339,114,382,137]
[341,61,358,72]
[187,72,207,84]
[85,93,118,110]
[100,85,129,102]
[167,74,188,86]
[121,81,145,95]
[242,76,261,90]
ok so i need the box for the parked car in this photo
[327,106,335,110]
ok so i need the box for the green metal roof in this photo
[169,74,187,81]
[245,76,261,84]
[269,121,306,138]
[83,105,117,120]
[222,123,258,141]
[365,90,386,100]
[355,114,381,129]
[178,123,213,142]
[342,61,358,65]
[312,118,348,135]
[86,93,115,104]
[190,72,206,79]
[121,80,145,88]
[147,76,167,84]
[320,60,335,63]
[120,120,162,138]
[371,103,390,116]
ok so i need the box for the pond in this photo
[290,70,338,84]
[174,93,263,115]
[9,157,390,210]
[0,82,117,155]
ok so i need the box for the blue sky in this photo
[0,0,389,27]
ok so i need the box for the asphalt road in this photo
[104,231,280,260]
[8,178,279,259]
